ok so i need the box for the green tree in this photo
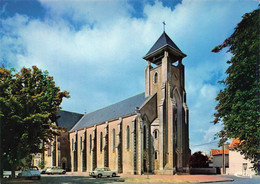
[189,151,209,168]
[212,8,259,173]
[0,66,69,178]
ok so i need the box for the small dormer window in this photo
[154,72,158,84]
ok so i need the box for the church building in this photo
[69,31,191,174]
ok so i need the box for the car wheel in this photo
[112,173,116,177]
[62,171,66,174]
[98,174,102,178]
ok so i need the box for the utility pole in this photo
[222,144,226,174]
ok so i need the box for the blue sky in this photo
[0,0,258,154]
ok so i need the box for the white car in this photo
[89,167,117,178]
[17,166,41,180]
[45,166,66,174]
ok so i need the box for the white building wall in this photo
[228,150,255,176]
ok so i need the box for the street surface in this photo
[0,174,259,184]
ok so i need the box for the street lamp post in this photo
[0,116,3,179]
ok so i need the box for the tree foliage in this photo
[0,66,69,177]
[189,151,209,168]
[212,8,259,173]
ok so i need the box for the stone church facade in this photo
[69,32,191,174]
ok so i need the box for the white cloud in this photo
[0,0,258,154]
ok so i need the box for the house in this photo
[211,148,229,174]
[69,31,191,175]
[227,138,255,176]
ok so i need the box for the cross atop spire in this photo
[163,21,166,32]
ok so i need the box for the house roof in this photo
[70,93,147,132]
[56,110,84,130]
[143,32,186,60]
[211,149,229,156]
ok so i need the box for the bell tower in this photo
[143,31,190,174]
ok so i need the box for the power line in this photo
[191,141,219,147]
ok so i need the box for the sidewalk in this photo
[66,172,233,183]
[118,174,233,183]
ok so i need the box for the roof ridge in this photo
[58,109,84,116]
[82,92,145,116]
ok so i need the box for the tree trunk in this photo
[11,166,16,179]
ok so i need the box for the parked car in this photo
[3,170,22,178]
[40,167,51,174]
[17,166,41,180]
[89,167,117,178]
[45,166,66,174]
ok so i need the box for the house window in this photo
[100,132,103,153]
[112,129,115,152]
[143,125,147,150]
[89,134,92,153]
[126,125,130,150]
[154,129,158,139]
[154,72,158,84]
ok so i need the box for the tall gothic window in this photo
[155,151,158,159]
[143,125,147,150]
[154,72,158,84]
[112,129,115,152]
[100,132,103,153]
[80,136,83,151]
[154,129,158,139]
[126,125,130,150]
[89,134,92,153]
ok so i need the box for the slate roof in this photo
[144,31,185,59]
[70,93,147,132]
[56,110,84,130]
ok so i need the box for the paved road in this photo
[1,175,260,184]
[211,175,260,184]
[1,175,123,184]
